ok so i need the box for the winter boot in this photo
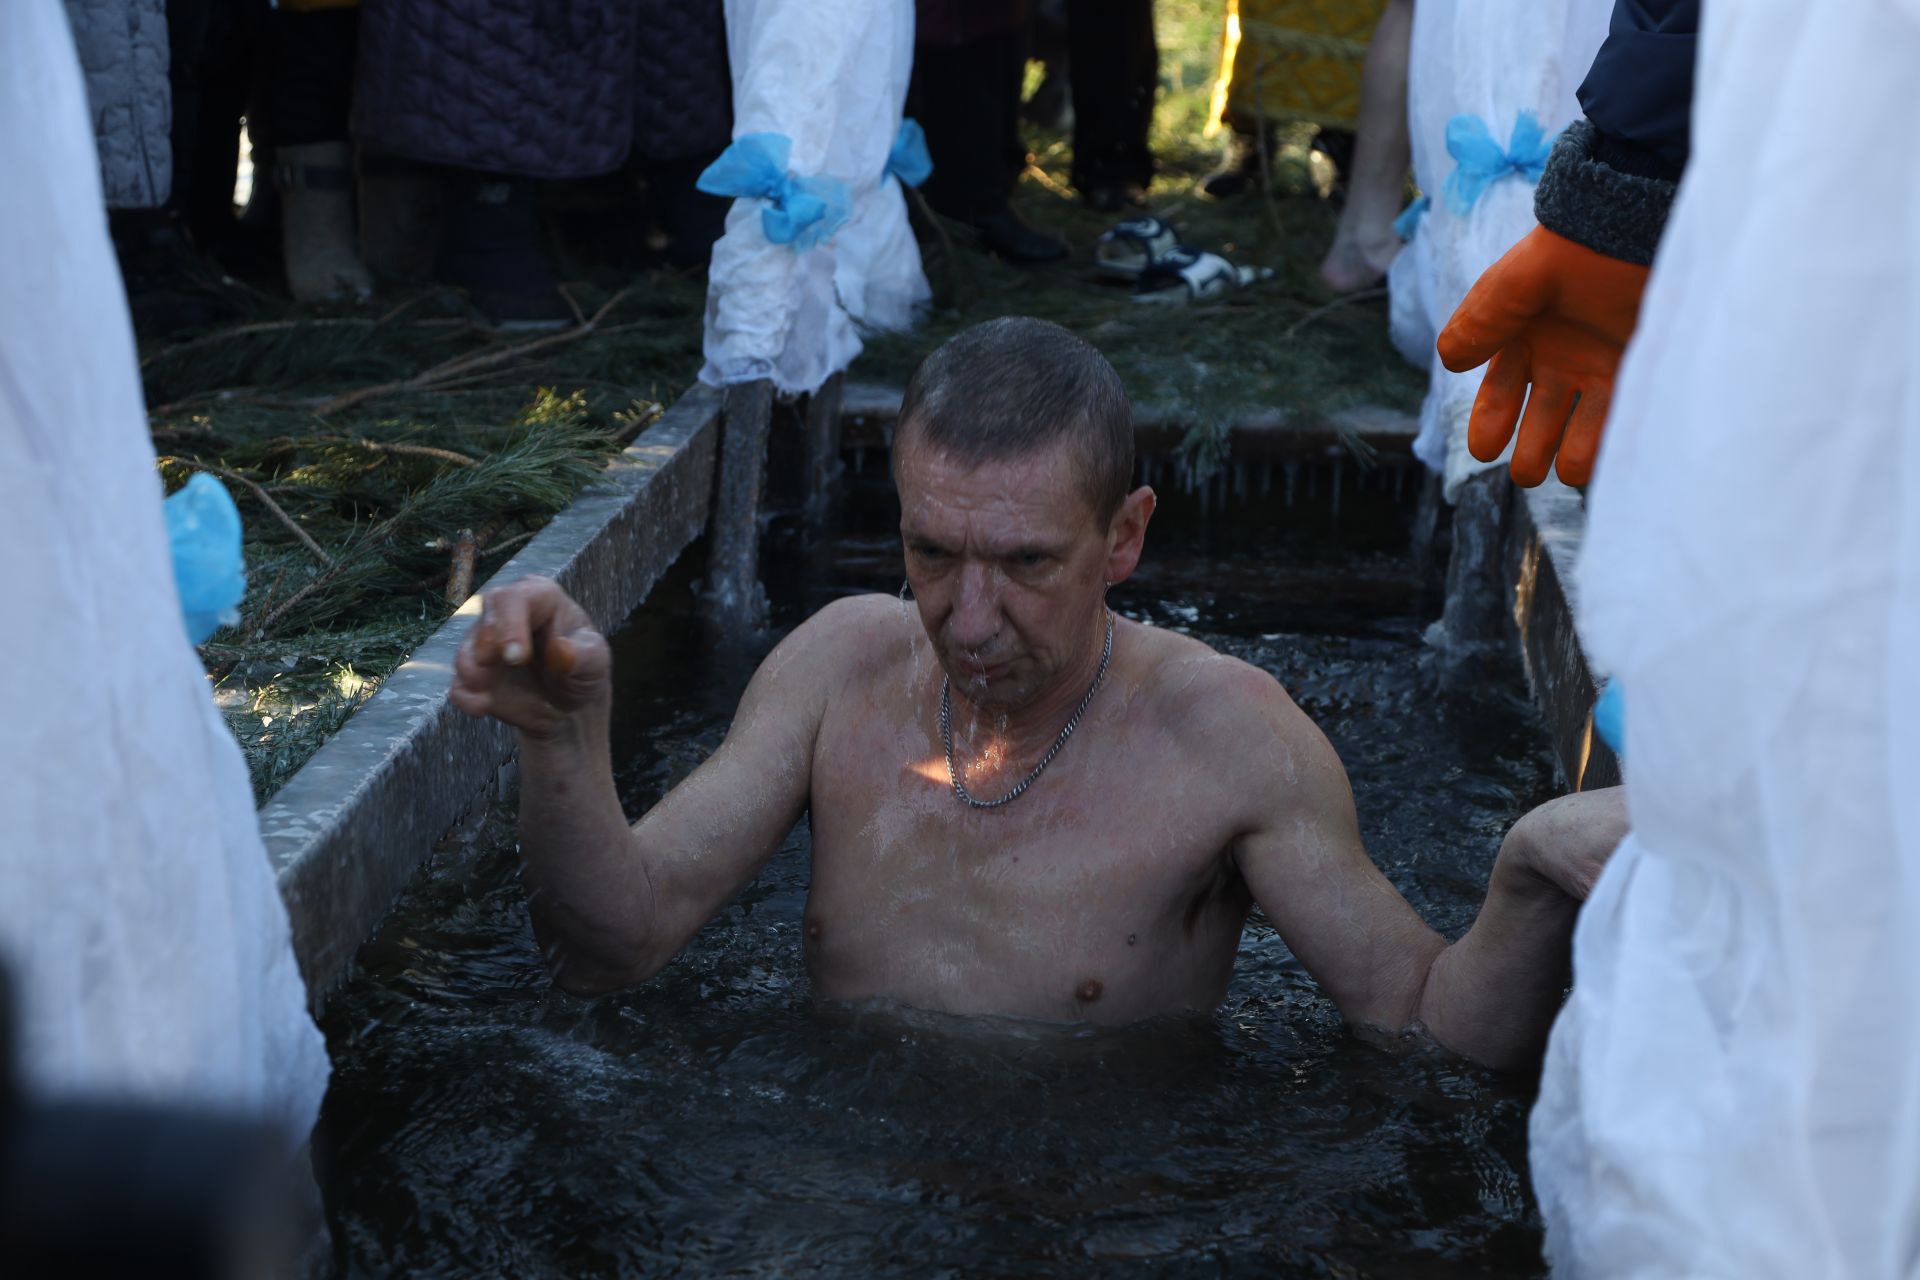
[357,158,442,284]
[274,141,373,303]
[435,173,571,331]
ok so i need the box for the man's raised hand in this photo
[450,576,612,738]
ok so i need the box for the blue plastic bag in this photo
[884,118,933,189]
[1593,680,1626,762]
[165,472,246,644]
[1441,112,1555,217]
[696,133,852,252]
[1392,194,1431,242]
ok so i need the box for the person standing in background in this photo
[62,0,173,214]
[911,0,1068,264]
[629,0,734,271]
[268,0,374,303]
[352,0,641,327]
[1314,0,1411,291]
[1064,0,1159,212]
[1202,0,1385,199]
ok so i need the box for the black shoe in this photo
[1201,130,1266,200]
[436,175,572,330]
[1083,184,1148,214]
[973,209,1068,264]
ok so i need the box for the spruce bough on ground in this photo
[145,277,702,801]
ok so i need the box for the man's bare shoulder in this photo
[1124,621,1347,809]
[1124,621,1295,729]
[732,594,915,736]
[766,592,919,684]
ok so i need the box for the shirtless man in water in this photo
[452,317,1625,1070]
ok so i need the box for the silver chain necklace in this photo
[940,609,1115,810]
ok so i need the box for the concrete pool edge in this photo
[261,386,722,1001]
[841,381,1423,461]
[1507,480,1621,792]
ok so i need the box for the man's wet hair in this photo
[895,317,1134,524]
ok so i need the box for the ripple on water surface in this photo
[319,471,1559,1277]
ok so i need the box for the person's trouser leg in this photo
[269,8,358,150]
[268,6,373,301]
[911,30,1027,225]
[1065,0,1157,196]
[165,0,214,222]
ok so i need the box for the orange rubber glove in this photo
[1437,226,1651,487]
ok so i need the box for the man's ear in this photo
[1103,486,1156,585]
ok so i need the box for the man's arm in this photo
[451,577,852,996]
[1223,672,1627,1070]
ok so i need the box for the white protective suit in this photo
[1389,0,1611,501]
[699,0,930,396]
[1532,0,1920,1273]
[0,0,329,1141]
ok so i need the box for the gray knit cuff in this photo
[1533,120,1676,267]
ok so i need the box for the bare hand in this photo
[1504,786,1630,903]
[450,576,611,739]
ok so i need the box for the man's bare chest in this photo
[799,700,1252,1020]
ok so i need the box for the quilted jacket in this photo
[632,0,730,162]
[353,0,639,179]
[917,0,1027,47]
[61,0,171,208]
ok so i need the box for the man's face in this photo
[896,435,1149,710]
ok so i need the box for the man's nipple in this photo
[1075,978,1104,1004]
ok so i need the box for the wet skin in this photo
[451,436,1627,1069]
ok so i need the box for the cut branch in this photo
[158,456,335,567]
[445,528,477,605]
[1281,287,1388,340]
[303,287,637,418]
[315,438,479,468]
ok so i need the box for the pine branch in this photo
[445,529,477,604]
[304,287,637,417]
[309,437,480,468]
[159,456,335,567]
